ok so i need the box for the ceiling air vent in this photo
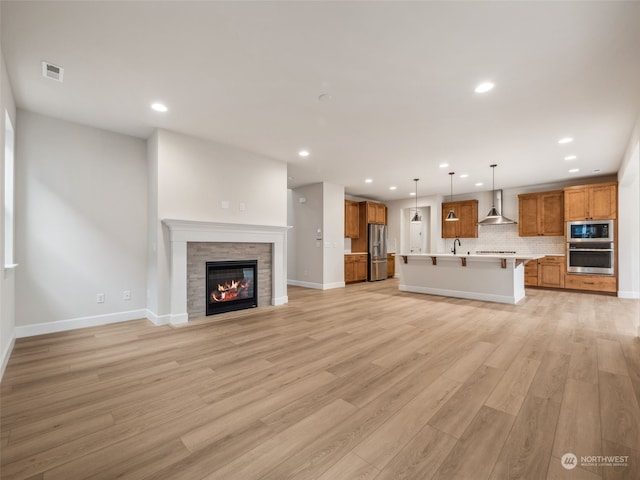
[42,61,64,82]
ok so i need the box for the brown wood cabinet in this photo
[564,273,616,293]
[387,253,395,278]
[537,256,565,288]
[524,261,538,286]
[518,191,563,236]
[344,200,360,238]
[351,201,388,253]
[366,202,387,225]
[344,254,367,283]
[564,182,617,221]
[442,200,478,238]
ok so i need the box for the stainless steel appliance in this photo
[566,219,615,275]
[368,224,388,281]
[567,242,614,275]
[567,219,613,242]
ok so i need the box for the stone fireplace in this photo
[162,220,290,325]
[188,243,272,318]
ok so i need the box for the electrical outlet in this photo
[96,293,105,303]
[123,290,131,301]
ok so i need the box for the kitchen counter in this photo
[397,252,545,304]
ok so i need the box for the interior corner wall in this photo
[617,114,640,300]
[286,189,296,282]
[150,129,288,319]
[1,46,17,378]
[288,183,324,288]
[322,182,345,288]
[14,111,148,336]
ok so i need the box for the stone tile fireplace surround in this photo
[162,220,290,325]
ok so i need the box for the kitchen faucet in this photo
[452,238,461,255]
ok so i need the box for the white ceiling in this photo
[2,1,640,201]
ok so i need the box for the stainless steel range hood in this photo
[478,189,517,225]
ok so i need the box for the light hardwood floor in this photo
[1,281,639,480]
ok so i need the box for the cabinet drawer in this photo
[564,274,616,292]
[538,256,564,264]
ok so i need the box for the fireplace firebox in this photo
[206,260,258,315]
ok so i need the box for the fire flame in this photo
[211,278,251,302]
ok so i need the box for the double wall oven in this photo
[566,219,614,275]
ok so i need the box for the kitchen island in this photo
[397,253,544,304]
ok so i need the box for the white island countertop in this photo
[397,253,545,304]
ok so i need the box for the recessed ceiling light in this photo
[558,137,573,144]
[389,186,397,190]
[569,168,580,173]
[151,102,168,113]
[460,174,469,178]
[410,192,416,196]
[474,82,495,93]
[475,182,484,187]
[439,163,449,168]
[318,93,332,102]
[298,150,310,157]
[365,178,373,183]
[564,155,577,160]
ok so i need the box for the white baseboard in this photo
[145,309,171,326]
[399,284,521,305]
[170,313,189,326]
[618,290,640,299]
[272,295,288,306]
[288,279,323,289]
[15,309,149,338]
[288,279,346,290]
[1,333,16,381]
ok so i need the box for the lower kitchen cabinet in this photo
[565,273,616,293]
[538,256,565,288]
[387,253,395,278]
[525,256,564,288]
[524,261,538,286]
[345,254,367,283]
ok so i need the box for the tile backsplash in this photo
[454,224,565,255]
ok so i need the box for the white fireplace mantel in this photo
[162,219,291,325]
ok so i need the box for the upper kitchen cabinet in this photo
[442,200,478,238]
[518,191,564,236]
[564,182,617,221]
[344,200,360,238]
[365,201,387,225]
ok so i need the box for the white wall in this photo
[148,129,288,320]
[288,182,344,289]
[618,114,640,300]
[322,182,345,288]
[1,45,17,378]
[288,183,324,287]
[14,111,148,336]
[386,194,445,256]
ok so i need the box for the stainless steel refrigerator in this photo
[368,224,388,281]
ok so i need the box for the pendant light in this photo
[486,164,500,218]
[410,178,421,223]
[445,172,459,222]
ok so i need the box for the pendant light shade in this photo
[410,178,421,223]
[445,172,459,222]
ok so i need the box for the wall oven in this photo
[567,242,614,275]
